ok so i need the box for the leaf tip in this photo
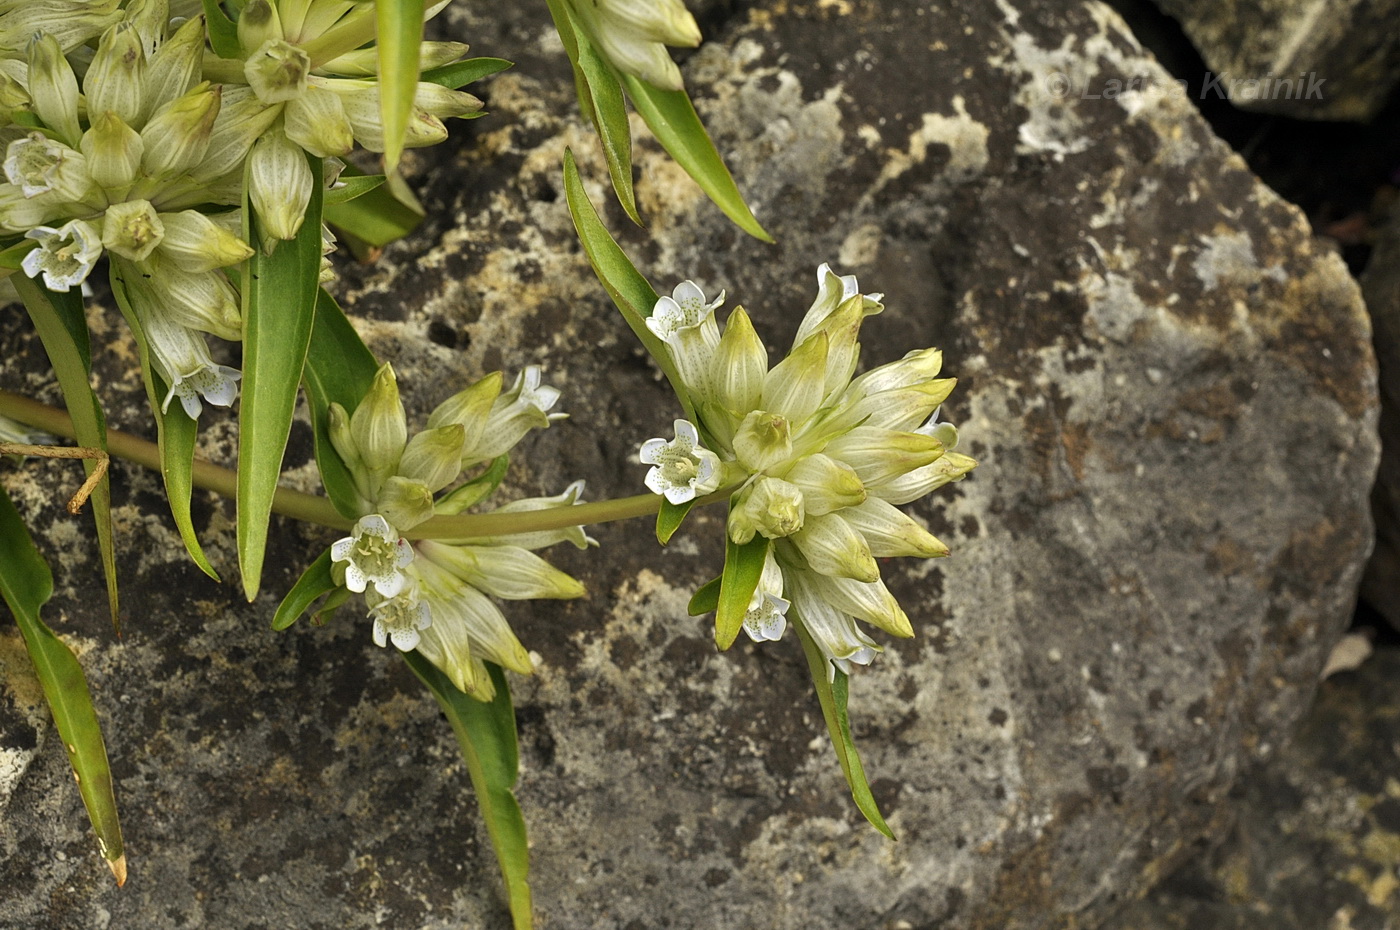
[108,854,128,886]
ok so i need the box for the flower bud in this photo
[710,306,766,417]
[237,0,284,55]
[803,573,912,638]
[248,130,313,240]
[398,424,466,493]
[418,541,585,601]
[283,84,354,157]
[123,0,169,53]
[786,573,880,680]
[469,480,598,551]
[728,476,805,544]
[865,451,977,507]
[140,82,220,181]
[154,209,255,272]
[322,41,471,77]
[377,475,435,531]
[2,0,121,57]
[471,366,563,463]
[191,86,281,184]
[80,112,143,192]
[101,199,164,261]
[417,567,534,682]
[350,363,408,487]
[25,34,82,147]
[849,347,943,396]
[823,426,945,488]
[141,14,205,121]
[427,370,503,453]
[732,409,792,473]
[327,401,361,472]
[412,82,483,119]
[86,22,146,128]
[245,38,309,105]
[838,497,949,559]
[761,331,828,425]
[790,512,879,583]
[330,81,451,152]
[567,0,700,91]
[140,257,242,340]
[781,453,865,516]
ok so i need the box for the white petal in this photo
[360,514,392,539]
[393,538,415,568]
[639,437,668,464]
[372,618,388,647]
[330,537,354,561]
[663,484,695,505]
[673,418,699,445]
[644,466,668,496]
[372,571,406,598]
[390,627,421,651]
[177,390,203,419]
[344,564,368,593]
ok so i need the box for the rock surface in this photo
[1149,0,1400,121]
[1110,647,1400,929]
[0,1,1380,929]
[1361,209,1400,631]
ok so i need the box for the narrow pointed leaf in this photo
[421,57,513,89]
[621,74,772,242]
[792,619,895,839]
[13,277,118,627]
[324,174,386,206]
[575,34,640,224]
[542,0,581,60]
[714,532,768,650]
[0,239,34,270]
[302,288,380,518]
[238,153,324,599]
[201,0,241,58]
[437,453,510,513]
[656,497,696,545]
[108,265,217,579]
[404,655,533,930]
[324,167,424,250]
[376,0,426,174]
[0,484,126,883]
[687,576,721,616]
[271,547,336,630]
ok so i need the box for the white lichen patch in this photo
[1194,230,1287,292]
[867,96,991,198]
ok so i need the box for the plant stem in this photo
[0,389,724,539]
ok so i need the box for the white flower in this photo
[21,220,102,291]
[163,361,242,420]
[366,587,432,651]
[469,365,566,462]
[646,281,724,404]
[331,514,415,597]
[646,280,724,341]
[4,132,88,199]
[742,553,788,643]
[640,418,721,505]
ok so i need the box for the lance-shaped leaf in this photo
[302,288,380,518]
[324,166,424,254]
[714,531,769,650]
[201,0,241,58]
[107,264,217,579]
[238,153,324,599]
[0,484,126,884]
[324,174,386,206]
[687,576,721,616]
[575,31,640,224]
[12,277,118,627]
[376,0,425,175]
[271,547,336,630]
[404,654,533,930]
[656,497,696,546]
[436,453,509,514]
[792,619,894,839]
[421,57,514,89]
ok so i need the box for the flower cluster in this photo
[639,265,976,676]
[327,363,590,700]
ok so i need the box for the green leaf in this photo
[714,531,769,650]
[561,149,696,418]
[404,655,533,930]
[436,454,510,514]
[656,497,696,545]
[271,547,336,631]
[792,620,895,839]
[324,174,386,206]
[108,264,217,580]
[376,0,425,174]
[200,0,241,58]
[0,239,33,270]
[620,74,773,243]
[420,57,514,89]
[324,167,424,251]
[687,576,721,616]
[542,0,581,61]
[311,584,351,625]
[302,288,380,518]
[238,153,324,600]
[0,484,126,883]
[13,277,119,627]
[575,33,640,225]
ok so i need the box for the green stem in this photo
[0,389,725,539]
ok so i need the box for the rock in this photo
[1109,647,1400,929]
[0,1,1379,928]
[1360,209,1400,631]
[1149,0,1400,121]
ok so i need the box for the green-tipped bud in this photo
[329,81,450,153]
[710,307,767,416]
[26,34,82,147]
[321,41,471,77]
[140,257,242,340]
[123,0,170,52]
[155,209,255,272]
[244,38,308,104]
[248,130,312,240]
[139,82,220,181]
[284,84,353,157]
[781,453,866,516]
[733,410,792,474]
[87,23,147,128]
[326,401,371,500]
[142,14,205,122]
[1,0,121,56]
[350,363,408,488]
[805,573,912,638]
[80,112,144,191]
[566,0,699,91]
[412,82,483,119]
[399,424,466,493]
[101,199,164,261]
[866,451,977,507]
[790,513,880,583]
[761,331,829,425]
[427,370,503,452]
[419,541,586,601]
[377,475,435,531]
[824,426,944,488]
[191,86,281,183]
[849,347,943,396]
[0,68,27,125]
[838,497,949,559]
[840,378,957,433]
[237,0,284,55]
[728,477,805,544]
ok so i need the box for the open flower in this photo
[741,551,789,643]
[645,281,724,401]
[639,418,721,504]
[21,220,102,291]
[331,514,415,597]
[366,586,432,651]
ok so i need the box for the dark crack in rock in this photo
[0,1,1379,928]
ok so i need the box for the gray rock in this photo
[1361,209,1400,631]
[1150,0,1400,121]
[0,1,1379,928]
[1110,647,1400,930]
